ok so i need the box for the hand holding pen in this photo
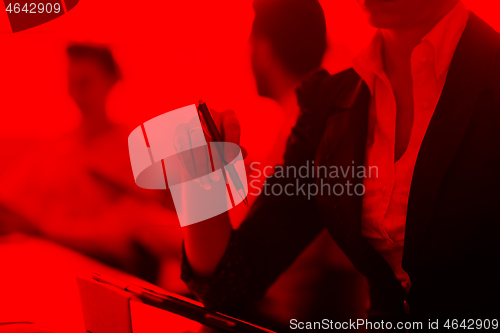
[173,101,248,206]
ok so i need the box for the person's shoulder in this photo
[468,14,500,103]
[472,14,500,118]
[467,12,500,45]
[296,68,360,112]
[298,68,359,96]
[465,12,500,67]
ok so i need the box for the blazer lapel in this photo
[403,13,500,269]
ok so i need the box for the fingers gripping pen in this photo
[197,101,248,206]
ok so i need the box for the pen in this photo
[197,100,248,206]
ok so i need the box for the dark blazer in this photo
[182,12,500,320]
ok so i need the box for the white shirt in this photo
[352,1,469,293]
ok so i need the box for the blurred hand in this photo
[173,109,241,190]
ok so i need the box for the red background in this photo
[0,1,499,331]
[0,0,500,166]
[1,0,498,167]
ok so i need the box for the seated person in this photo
[177,0,500,328]
[0,44,183,287]
[231,0,367,328]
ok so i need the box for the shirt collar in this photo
[353,1,469,93]
[352,31,384,95]
[421,1,469,78]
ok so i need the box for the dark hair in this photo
[66,43,121,80]
[251,0,327,77]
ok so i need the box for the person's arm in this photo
[176,109,241,277]
[180,128,325,313]
[179,70,338,313]
[181,211,232,277]
[181,169,324,314]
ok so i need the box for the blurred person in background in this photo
[0,44,184,289]
[249,0,326,153]
[228,0,368,330]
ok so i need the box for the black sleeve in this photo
[181,69,356,314]
[181,231,254,314]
